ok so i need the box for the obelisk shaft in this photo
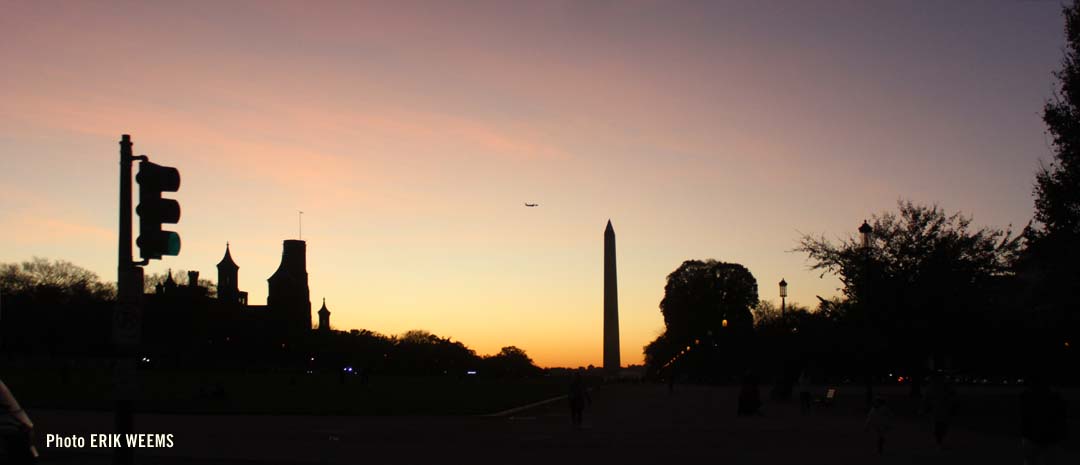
[604,220,620,373]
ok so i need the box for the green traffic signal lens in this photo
[164,231,181,256]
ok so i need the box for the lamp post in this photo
[779,278,788,318]
[859,220,873,249]
[858,220,874,409]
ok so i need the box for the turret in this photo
[217,243,241,304]
[317,298,331,333]
[268,239,312,334]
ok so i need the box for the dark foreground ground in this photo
[31,384,1080,465]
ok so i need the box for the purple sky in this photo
[0,1,1068,366]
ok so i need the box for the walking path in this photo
[31,384,1078,464]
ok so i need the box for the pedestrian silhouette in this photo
[865,396,894,455]
[737,370,762,416]
[797,369,812,415]
[921,371,956,449]
[569,372,591,427]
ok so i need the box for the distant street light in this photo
[779,278,788,317]
[858,219,874,409]
[859,220,873,249]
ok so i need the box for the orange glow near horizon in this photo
[0,1,1068,368]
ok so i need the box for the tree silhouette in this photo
[645,260,758,380]
[0,257,115,302]
[660,260,758,344]
[390,329,480,376]
[1023,2,1080,365]
[144,270,217,297]
[482,346,542,378]
[751,299,811,328]
[796,201,1021,393]
[1035,3,1080,239]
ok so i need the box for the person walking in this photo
[865,396,894,455]
[797,369,812,415]
[922,371,956,449]
[569,372,591,427]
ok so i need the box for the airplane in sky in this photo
[524,203,539,207]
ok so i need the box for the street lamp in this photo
[858,219,874,409]
[859,220,873,249]
[779,278,788,317]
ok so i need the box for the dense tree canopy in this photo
[659,260,758,343]
[481,346,542,378]
[645,260,758,379]
[0,257,115,302]
[796,201,1022,385]
[1024,3,1080,352]
[1036,3,1080,240]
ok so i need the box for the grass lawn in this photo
[5,363,569,415]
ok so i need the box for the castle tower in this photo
[267,239,312,335]
[216,243,240,304]
[164,269,177,293]
[317,298,331,333]
[604,220,621,373]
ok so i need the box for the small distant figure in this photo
[569,372,591,427]
[524,203,539,207]
[1020,375,1068,465]
[865,396,894,455]
[921,372,956,449]
[737,371,762,416]
[798,370,812,415]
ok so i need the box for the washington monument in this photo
[604,220,621,373]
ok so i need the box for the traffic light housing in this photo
[136,161,181,259]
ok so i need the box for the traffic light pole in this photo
[115,135,146,465]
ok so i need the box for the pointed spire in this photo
[605,219,614,233]
[164,269,176,288]
[318,298,330,314]
[217,242,239,270]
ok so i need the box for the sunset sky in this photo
[0,1,1068,367]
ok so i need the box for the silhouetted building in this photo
[268,239,312,336]
[140,239,323,368]
[216,243,247,305]
[156,269,177,294]
[318,298,330,333]
[604,220,621,373]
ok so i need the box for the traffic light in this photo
[136,161,181,259]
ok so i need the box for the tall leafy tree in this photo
[659,260,758,344]
[1026,4,1080,353]
[1036,4,1080,239]
[645,260,758,378]
[797,201,1020,392]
